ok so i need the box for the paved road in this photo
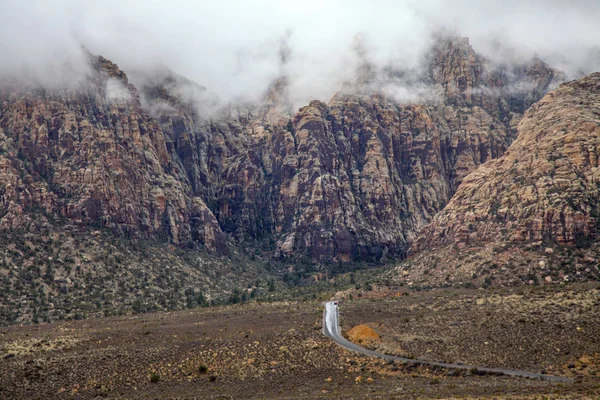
[322,301,572,382]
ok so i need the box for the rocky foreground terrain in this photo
[0,284,598,399]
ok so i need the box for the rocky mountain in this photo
[0,56,227,252]
[392,72,600,287]
[0,35,569,324]
[203,37,564,263]
[0,57,266,325]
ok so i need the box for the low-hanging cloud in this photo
[1,0,599,109]
[105,78,132,104]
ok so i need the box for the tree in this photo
[43,264,54,283]
[228,288,241,304]
[196,292,207,307]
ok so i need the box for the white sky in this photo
[1,0,599,103]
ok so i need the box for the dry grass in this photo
[0,286,599,399]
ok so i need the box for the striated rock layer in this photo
[0,37,564,265]
[214,37,563,262]
[394,72,600,286]
[0,56,227,253]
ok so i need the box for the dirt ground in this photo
[1,284,599,399]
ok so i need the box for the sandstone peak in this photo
[0,42,571,268]
[397,72,600,286]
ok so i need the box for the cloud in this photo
[0,0,599,106]
[415,0,600,78]
[104,78,132,104]
[0,1,90,88]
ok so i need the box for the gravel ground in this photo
[1,285,599,399]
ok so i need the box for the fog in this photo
[1,0,599,107]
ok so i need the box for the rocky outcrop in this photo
[396,73,600,286]
[219,97,453,262]
[0,36,587,324]
[427,37,566,186]
[0,36,565,264]
[429,37,565,113]
[213,37,564,262]
[0,56,226,253]
[412,72,600,250]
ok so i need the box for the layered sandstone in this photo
[0,36,564,265]
[213,37,563,262]
[397,73,600,286]
[0,56,226,253]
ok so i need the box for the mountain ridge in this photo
[0,35,577,324]
[390,72,600,287]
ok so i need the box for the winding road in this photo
[322,301,571,382]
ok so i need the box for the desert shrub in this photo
[150,373,160,383]
[198,365,208,374]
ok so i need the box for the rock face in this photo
[0,56,227,253]
[397,73,600,286]
[213,37,563,262]
[0,36,564,264]
[218,97,454,262]
[0,35,585,324]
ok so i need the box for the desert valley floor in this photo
[1,284,599,399]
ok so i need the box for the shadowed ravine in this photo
[322,301,573,382]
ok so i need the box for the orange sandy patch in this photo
[347,325,381,346]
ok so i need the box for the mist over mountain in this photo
[1,4,600,399]
[2,0,599,107]
[0,1,599,327]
